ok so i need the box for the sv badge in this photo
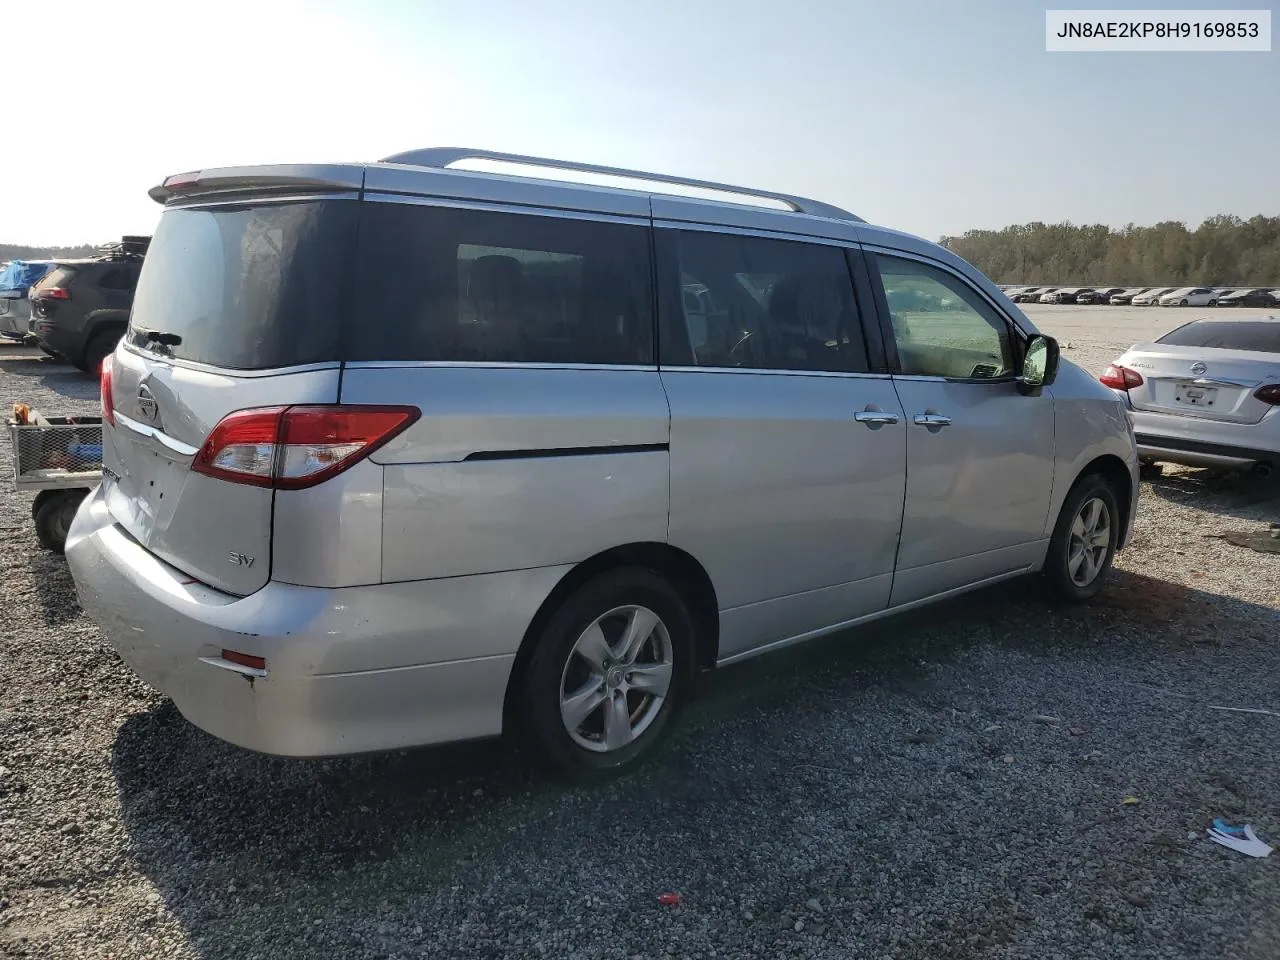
[227,551,256,567]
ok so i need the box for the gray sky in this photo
[4,0,1277,245]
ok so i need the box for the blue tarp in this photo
[0,261,54,297]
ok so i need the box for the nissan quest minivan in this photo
[66,148,1139,779]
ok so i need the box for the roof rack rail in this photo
[379,147,863,223]
[95,235,151,260]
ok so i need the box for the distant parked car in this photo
[1042,288,1091,304]
[1011,286,1052,302]
[32,237,150,372]
[0,259,56,341]
[1102,316,1280,476]
[1159,287,1219,307]
[1217,288,1276,308]
[1109,288,1151,305]
[1132,287,1175,306]
[1077,287,1125,305]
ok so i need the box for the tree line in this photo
[1,243,96,263]
[940,215,1280,286]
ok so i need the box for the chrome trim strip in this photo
[659,365,892,380]
[120,343,341,378]
[198,656,269,679]
[343,360,658,372]
[114,411,200,457]
[716,564,1040,668]
[361,192,651,226]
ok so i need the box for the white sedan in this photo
[1159,287,1220,307]
[1102,316,1280,476]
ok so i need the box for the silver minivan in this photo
[66,148,1139,779]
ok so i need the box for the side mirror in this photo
[1017,335,1059,396]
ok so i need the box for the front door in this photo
[657,227,907,659]
[865,251,1055,606]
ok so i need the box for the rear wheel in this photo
[1042,474,1120,603]
[1180,299,1189,306]
[518,567,695,781]
[77,327,123,374]
[32,489,87,553]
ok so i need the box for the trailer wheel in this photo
[32,489,87,554]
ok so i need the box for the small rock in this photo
[794,919,804,932]
[742,910,754,922]
[59,822,82,836]
[1083,751,1102,762]
[473,788,483,797]
[811,922,827,936]
[905,729,941,745]
[982,724,1001,733]
[1001,755,1015,764]
[779,913,793,930]
[1069,724,1089,736]
[805,898,822,913]
[1031,715,1060,725]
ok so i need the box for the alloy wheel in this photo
[559,605,673,753]
[1067,496,1112,587]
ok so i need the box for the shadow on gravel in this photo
[0,356,97,402]
[1145,467,1280,523]
[28,546,82,626]
[108,566,1280,958]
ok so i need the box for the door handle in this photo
[854,410,901,427]
[912,413,953,428]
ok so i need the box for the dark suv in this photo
[32,236,149,372]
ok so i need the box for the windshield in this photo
[126,200,357,369]
[1157,320,1280,352]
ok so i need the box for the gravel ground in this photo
[2,311,1279,960]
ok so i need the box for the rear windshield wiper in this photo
[144,330,183,347]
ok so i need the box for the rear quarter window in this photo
[347,202,654,365]
[1157,321,1280,352]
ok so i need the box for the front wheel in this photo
[1180,299,1189,306]
[518,568,695,781]
[1042,475,1120,603]
[1207,300,1218,307]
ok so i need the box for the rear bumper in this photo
[1128,407,1280,469]
[66,484,569,757]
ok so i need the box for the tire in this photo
[78,327,123,375]
[1208,300,1218,307]
[518,567,696,782]
[32,489,87,554]
[39,346,62,359]
[1042,473,1120,603]
[1180,299,1188,306]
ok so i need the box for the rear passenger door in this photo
[656,227,907,660]
[865,251,1055,606]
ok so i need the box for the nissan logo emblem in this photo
[1190,361,1207,376]
[137,384,158,422]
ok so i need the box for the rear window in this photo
[126,200,357,369]
[347,202,653,364]
[33,265,78,291]
[1157,320,1280,352]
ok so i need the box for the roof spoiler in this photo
[148,164,365,204]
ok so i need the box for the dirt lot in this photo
[2,306,1279,960]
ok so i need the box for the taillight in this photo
[191,405,420,489]
[1100,364,1143,390]
[100,356,115,426]
[1255,384,1280,406]
[36,287,69,300]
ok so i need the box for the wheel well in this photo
[501,543,720,725]
[1078,454,1134,546]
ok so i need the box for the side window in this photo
[871,254,1014,380]
[349,203,653,365]
[97,268,129,290]
[666,230,868,373]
